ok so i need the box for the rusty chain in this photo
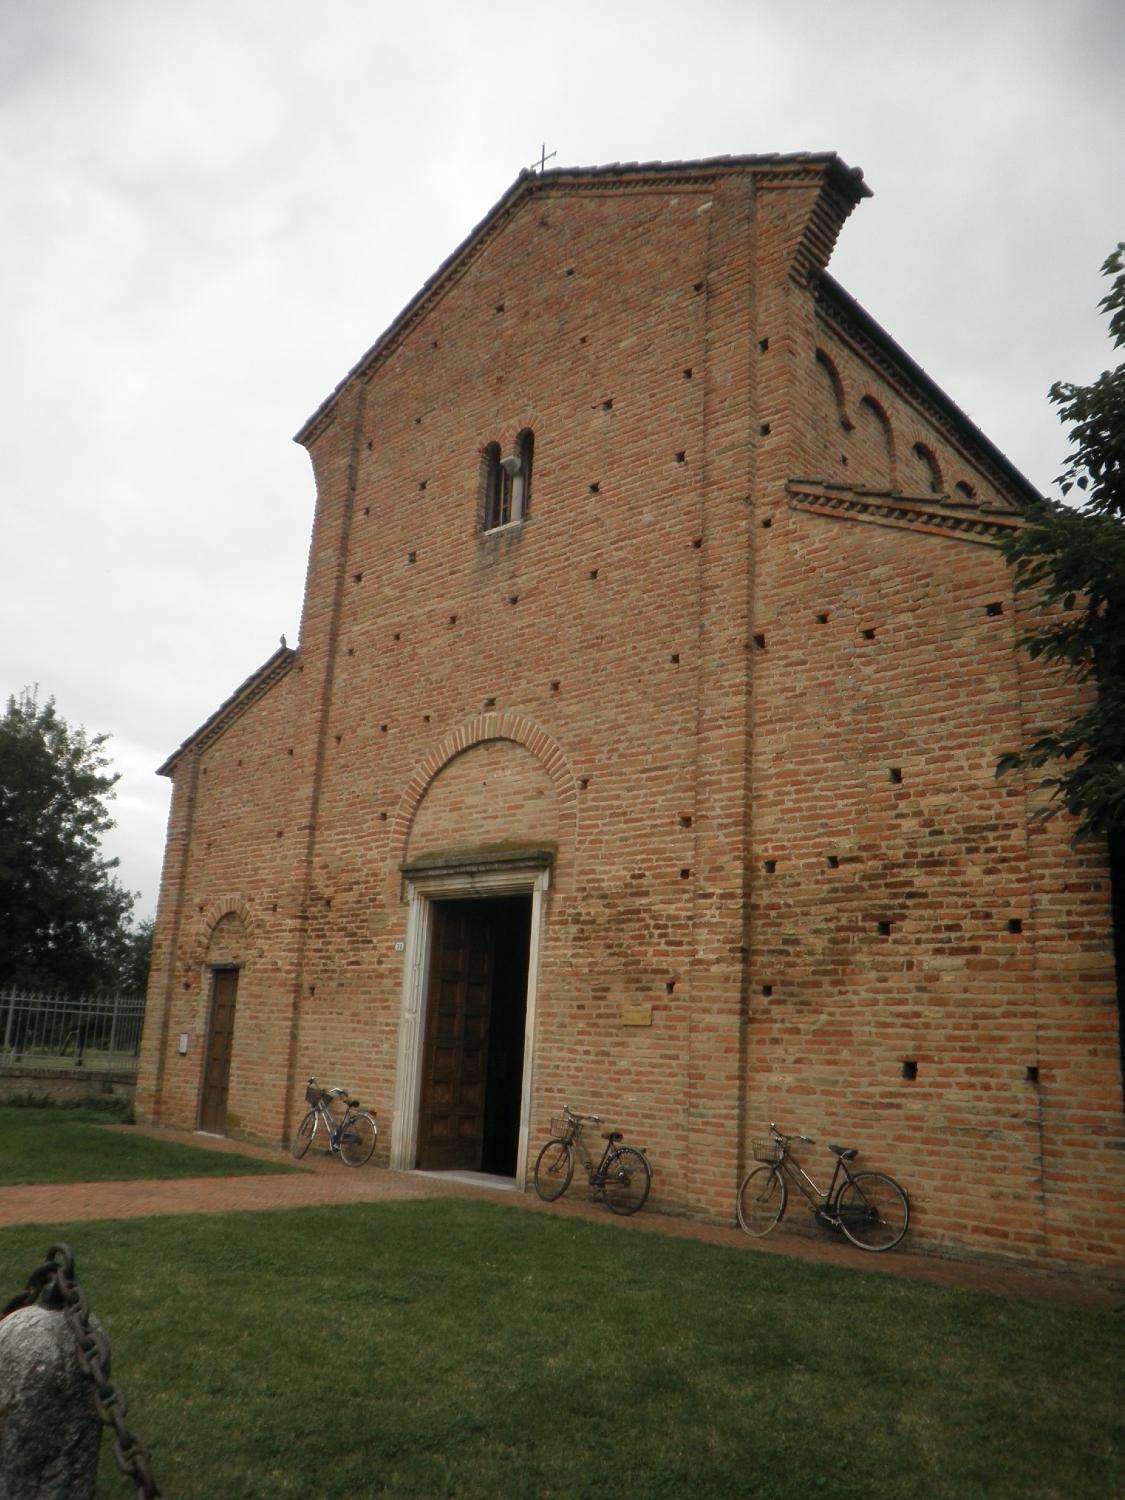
[2,1243,162,1498]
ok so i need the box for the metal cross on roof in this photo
[530,143,557,174]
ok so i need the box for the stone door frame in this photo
[390,852,551,1185]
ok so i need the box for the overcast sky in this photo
[2,0,1123,920]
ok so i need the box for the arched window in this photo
[856,394,896,489]
[815,349,853,432]
[484,429,534,530]
[911,442,943,494]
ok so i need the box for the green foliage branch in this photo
[998,244,1125,838]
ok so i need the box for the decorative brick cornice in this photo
[158,647,296,777]
[813,276,1040,510]
[756,171,868,284]
[787,480,1021,546]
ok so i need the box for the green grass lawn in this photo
[0,1199,1120,1499]
[0,1105,295,1184]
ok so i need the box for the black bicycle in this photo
[533,1104,651,1215]
[737,1123,909,1251]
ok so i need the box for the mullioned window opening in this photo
[483,429,535,531]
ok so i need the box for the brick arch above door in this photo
[197,898,257,968]
[391,712,578,888]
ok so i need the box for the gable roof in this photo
[294,152,870,447]
[157,645,296,777]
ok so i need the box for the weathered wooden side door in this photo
[417,903,494,1170]
[199,967,239,1134]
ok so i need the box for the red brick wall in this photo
[750,307,1124,1269]
[406,740,559,862]
[136,668,306,1135]
[137,162,1124,1271]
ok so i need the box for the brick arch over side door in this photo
[389,711,579,889]
[200,899,257,964]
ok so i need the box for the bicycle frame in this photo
[308,1089,361,1152]
[555,1107,632,1192]
[768,1133,872,1226]
[775,1149,844,1214]
[331,1102,366,1152]
[314,1099,342,1149]
[570,1120,619,1190]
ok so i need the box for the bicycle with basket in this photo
[291,1077,377,1167]
[737,1123,909,1251]
[533,1103,651,1216]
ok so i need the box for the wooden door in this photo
[417,903,495,1170]
[200,968,238,1133]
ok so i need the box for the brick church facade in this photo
[136,154,1125,1271]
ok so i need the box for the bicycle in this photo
[291,1077,377,1167]
[736,1123,909,1251]
[533,1104,652,1215]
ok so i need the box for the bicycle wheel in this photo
[602,1147,651,1216]
[291,1110,318,1159]
[338,1113,377,1167]
[837,1171,909,1251]
[533,1138,574,1201]
[736,1165,786,1236]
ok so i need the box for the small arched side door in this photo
[199,966,239,1134]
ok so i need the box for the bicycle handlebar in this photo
[305,1076,348,1100]
[562,1103,601,1123]
[769,1122,814,1145]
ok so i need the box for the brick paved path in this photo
[2,1125,1118,1312]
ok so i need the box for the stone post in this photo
[0,1305,101,1499]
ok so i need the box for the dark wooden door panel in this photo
[417,904,495,1170]
[200,968,238,1134]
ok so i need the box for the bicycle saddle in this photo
[829,1145,857,1160]
[347,1100,360,1109]
[602,1130,623,1143]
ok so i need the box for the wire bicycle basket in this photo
[752,1136,783,1165]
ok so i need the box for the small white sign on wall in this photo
[178,1033,189,1055]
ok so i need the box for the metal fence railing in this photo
[0,988,146,1073]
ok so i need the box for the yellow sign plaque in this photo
[619,1004,653,1027]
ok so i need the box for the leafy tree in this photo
[0,688,137,994]
[998,244,1125,838]
[118,916,155,998]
